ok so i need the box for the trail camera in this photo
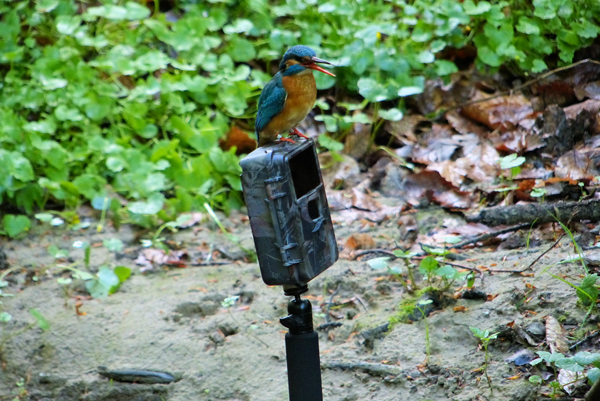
[240,139,338,287]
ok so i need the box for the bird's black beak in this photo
[305,56,336,77]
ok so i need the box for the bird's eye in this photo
[301,56,311,64]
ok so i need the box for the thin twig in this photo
[452,224,531,249]
[352,249,396,260]
[486,234,565,274]
[353,248,484,278]
[526,233,565,270]
[450,59,600,111]
[569,330,600,351]
[321,360,402,377]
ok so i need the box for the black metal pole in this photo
[280,287,323,401]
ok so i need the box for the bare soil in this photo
[0,207,598,401]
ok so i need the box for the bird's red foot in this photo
[278,137,296,144]
[290,128,309,140]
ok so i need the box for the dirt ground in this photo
[0,205,599,401]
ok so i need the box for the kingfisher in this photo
[255,45,335,147]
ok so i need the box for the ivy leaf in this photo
[128,193,165,215]
[435,60,458,76]
[367,257,390,270]
[103,238,124,252]
[56,15,82,35]
[555,357,584,372]
[86,5,128,20]
[573,352,600,366]
[124,2,150,20]
[357,78,388,102]
[3,215,31,238]
[318,135,344,152]
[516,17,541,35]
[463,0,491,15]
[532,59,548,73]
[398,86,423,97]
[379,108,404,121]
[419,256,439,274]
[228,36,256,62]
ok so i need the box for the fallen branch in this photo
[466,199,600,226]
[321,361,402,377]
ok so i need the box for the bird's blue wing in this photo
[255,72,287,136]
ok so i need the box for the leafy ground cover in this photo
[2,0,600,236]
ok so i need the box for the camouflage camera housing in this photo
[240,139,338,286]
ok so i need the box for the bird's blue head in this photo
[279,45,335,77]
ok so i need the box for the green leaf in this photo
[35,213,54,223]
[434,60,458,76]
[419,256,439,274]
[435,264,458,279]
[573,352,600,366]
[367,257,390,270]
[86,5,128,20]
[516,17,541,35]
[463,0,491,15]
[56,15,81,35]
[124,2,150,20]
[318,135,344,152]
[477,46,502,67]
[500,154,526,169]
[398,86,423,97]
[114,266,132,283]
[357,78,388,102]
[3,215,31,238]
[103,238,124,252]
[531,59,548,73]
[0,312,12,323]
[577,274,598,305]
[588,368,600,384]
[29,308,50,331]
[228,36,256,62]
[555,357,585,372]
[128,193,165,215]
[529,375,542,384]
[379,108,404,121]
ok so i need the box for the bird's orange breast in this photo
[259,71,316,143]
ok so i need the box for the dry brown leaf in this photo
[412,124,459,164]
[563,99,600,134]
[176,212,205,228]
[135,248,188,271]
[385,114,427,146]
[461,91,534,131]
[220,126,256,155]
[545,315,569,355]
[574,80,600,100]
[445,110,489,137]
[344,234,376,251]
[558,369,582,395]
[556,150,599,180]
[490,129,545,153]
[403,170,473,209]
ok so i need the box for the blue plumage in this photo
[279,45,317,69]
[255,71,287,134]
[255,45,334,146]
